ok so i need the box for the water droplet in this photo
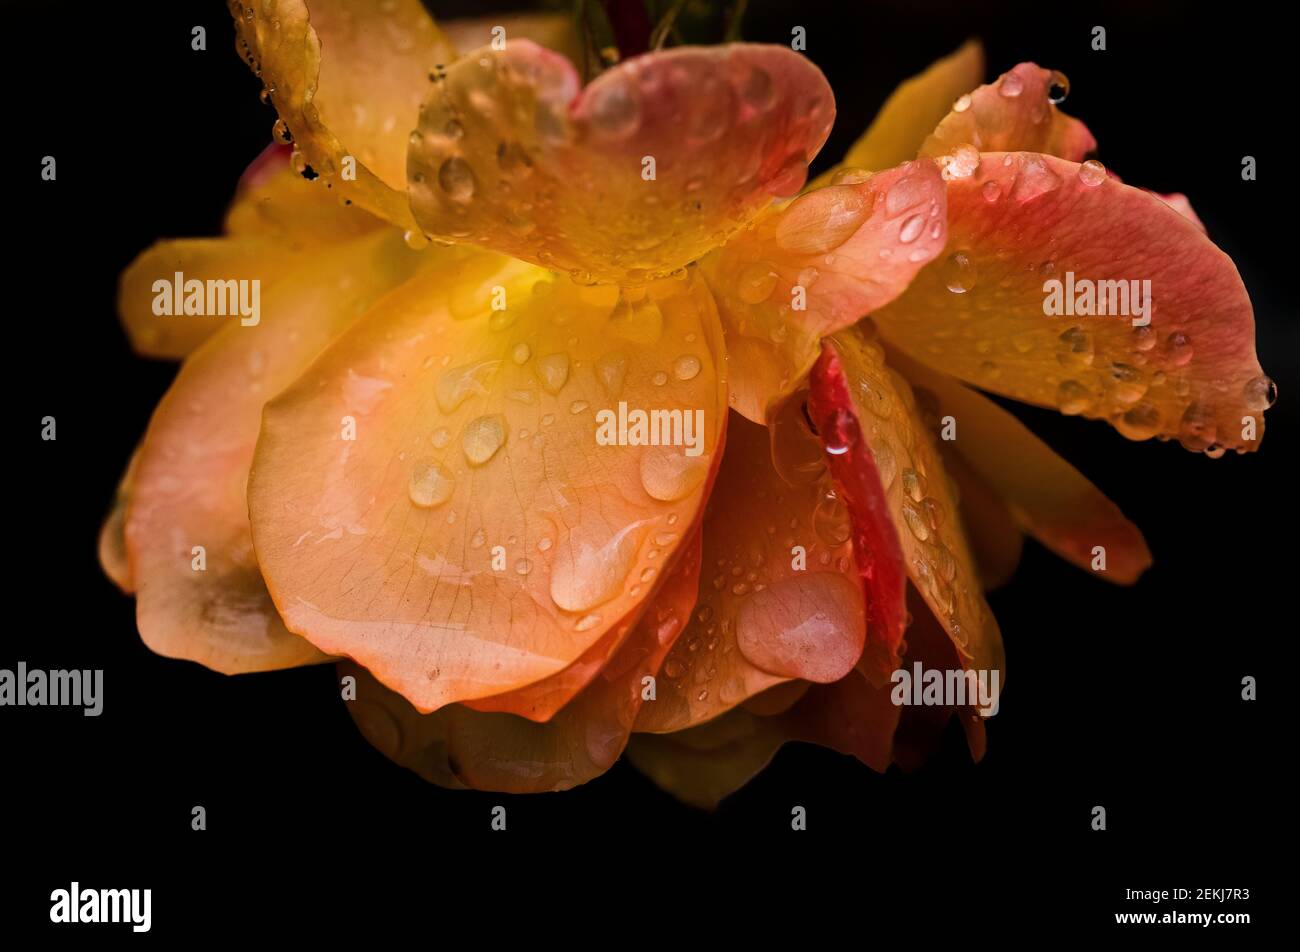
[1011,155,1062,202]
[640,447,708,501]
[766,155,808,198]
[940,144,980,180]
[1132,325,1157,352]
[408,459,455,508]
[901,501,930,541]
[663,657,686,679]
[272,118,293,144]
[820,407,859,455]
[462,414,507,465]
[898,214,926,243]
[737,262,779,304]
[596,352,628,396]
[550,522,642,612]
[1108,362,1148,405]
[511,342,531,364]
[900,467,924,502]
[536,352,570,393]
[739,65,774,110]
[443,118,464,140]
[569,400,589,414]
[1242,375,1277,411]
[775,187,871,255]
[1056,379,1094,415]
[430,427,451,449]
[436,360,500,413]
[1164,332,1194,367]
[942,251,977,293]
[1048,70,1070,104]
[438,157,475,201]
[651,371,668,386]
[1057,326,1093,368]
[1116,404,1160,441]
[673,354,701,381]
[981,180,1002,203]
[574,613,602,632]
[768,393,827,487]
[999,72,1023,97]
[1078,159,1107,187]
[814,490,851,545]
[515,558,532,576]
[953,93,972,112]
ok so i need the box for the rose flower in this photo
[99,1,1271,806]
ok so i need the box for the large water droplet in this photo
[549,522,643,612]
[1047,69,1070,104]
[1242,375,1277,411]
[1056,379,1094,415]
[775,186,871,255]
[438,157,475,201]
[536,352,570,393]
[462,414,507,465]
[1078,159,1107,187]
[942,251,977,293]
[673,354,702,381]
[436,360,500,413]
[737,262,779,304]
[1164,332,1194,367]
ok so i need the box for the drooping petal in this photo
[229,0,457,228]
[442,531,702,792]
[247,264,727,712]
[634,412,869,733]
[625,708,784,810]
[442,12,583,65]
[920,63,1096,162]
[810,329,1004,676]
[703,158,948,423]
[125,229,430,674]
[340,660,464,789]
[408,41,834,283]
[839,40,985,174]
[936,446,1024,590]
[775,670,899,772]
[890,347,1151,583]
[871,152,1271,453]
[99,449,140,594]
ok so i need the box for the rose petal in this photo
[936,446,1024,590]
[633,411,866,733]
[920,63,1096,162]
[811,329,1004,676]
[703,158,948,423]
[229,0,457,228]
[125,229,428,673]
[890,347,1151,583]
[408,41,834,283]
[442,531,702,792]
[871,152,1271,453]
[775,670,899,772]
[248,264,727,711]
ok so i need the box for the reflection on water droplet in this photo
[536,352,570,393]
[1078,159,1107,187]
[550,522,642,612]
[898,214,926,243]
[438,157,475,201]
[814,490,851,545]
[1056,379,1094,415]
[1242,375,1277,411]
[942,251,977,293]
[1048,69,1070,104]
[999,72,1023,97]
[737,262,779,304]
[640,447,709,501]
[1164,332,1194,367]
[673,354,701,381]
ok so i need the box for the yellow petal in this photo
[408,42,834,283]
[230,0,457,228]
[442,12,583,65]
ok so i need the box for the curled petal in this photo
[871,152,1271,453]
[443,531,702,792]
[776,671,899,772]
[839,40,985,174]
[248,264,727,712]
[408,41,834,283]
[634,413,866,733]
[811,330,1004,676]
[891,348,1151,583]
[229,0,457,228]
[125,230,428,674]
[703,158,948,423]
[920,63,1096,162]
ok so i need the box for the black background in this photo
[3,0,1292,935]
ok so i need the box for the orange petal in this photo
[125,229,429,674]
[442,531,702,792]
[229,0,457,229]
[1152,191,1205,232]
[340,660,465,789]
[99,449,140,594]
[839,40,985,174]
[634,411,867,733]
[871,152,1272,453]
[703,158,949,423]
[890,348,1151,583]
[812,329,1004,676]
[408,41,834,283]
[920,63,1095,162]
[442,12,583,65]
[248,264,727,711]
[625,708,784,809]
